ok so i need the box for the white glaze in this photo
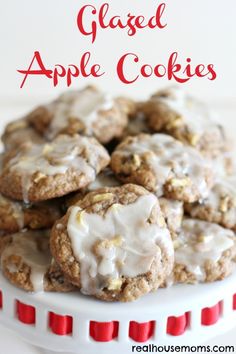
[206,150,233,178]
[153,86,220,135]
[115,133,211,197]
[67,194,173,296]
[1,230,51,292]
[207,177,236,207]
[7,134,105,203]
[46,87,114,139]
[175,219,235,281]
[190,177,236,226]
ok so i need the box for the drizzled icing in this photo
[1,230,51,292]
[114,133,211,197]
[152,86,220,135]
[3,118,45,151]
[67,194,173,295]
[189,177,236,225]
[208,151,234,178]
[45,87,114,139]
[7,134,105,203]
[206,177,236,208]
[88,169,120,191]
[175,219,235,281]
[0,194,24,229]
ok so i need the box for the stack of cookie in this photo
[0,85,235,302]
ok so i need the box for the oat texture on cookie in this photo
[51,184,174,302]
[142,86,227,158]
[0,230,74,293]
[173,219,236,284]
[0,85,235,303]
[0,134,110,202]
[0,193,61,232]
[185,177,236,231]
[26,85,134,144]
[111,133,213,202]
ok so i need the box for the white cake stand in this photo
[0,271,236,354]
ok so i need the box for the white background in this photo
[0,320,236,354]
[0,0,236,103]
[0,0,236,352]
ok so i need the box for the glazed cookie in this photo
[142,87,226,158]
[159,198,183,239]
[0,230,74,292]
[174,219,236,284]
[122,111,151,138]
[110,133,213,202]
[65,168,121,208]
[51,184,174,302]
[185,177,236,231]
[26,86,134,144]
[1,118,45,151]
[0,193,61,233]
[0,134,110,203]
[210,149,234,177]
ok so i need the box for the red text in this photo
[77,2,167,43]
[117,52,217,84]
[17,51,105,88]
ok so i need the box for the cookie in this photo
[159,198,183,239]
[174,219,236,284]
[26,86,134,144]
[0,193,61,233]
[51,184,174,302]
[185,177,236,231]
[87,168,121,191]
[121,107,151,138]
[0,134,110,203]
[142,87,227,158]
[110,133,213,202]
[65,168,121,209]
[45,259,75,292]
[1,118,45,151]
[0,230,74,293]
[210,149,234,177]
